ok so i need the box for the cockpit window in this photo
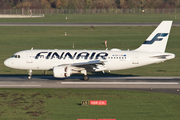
[11,55,20,58]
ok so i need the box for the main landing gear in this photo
[28,70,32,79]
[83,75,89,81]
[27,69,89,80]
[81,70,89,81]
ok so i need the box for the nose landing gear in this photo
[28,70,32,79]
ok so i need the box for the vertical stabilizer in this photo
[134,21,173,52]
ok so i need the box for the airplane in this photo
[4,21,175,81]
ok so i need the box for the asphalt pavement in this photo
[0,75,180,95]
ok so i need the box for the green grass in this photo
[1,14,180,23]
[0,89,180,120]
[0,26,180,76]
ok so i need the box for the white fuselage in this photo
[4,49,175,72]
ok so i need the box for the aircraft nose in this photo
[4,58,12,68]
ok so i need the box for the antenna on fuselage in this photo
[31,47,33,50]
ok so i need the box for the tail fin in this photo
[134,21,173,52]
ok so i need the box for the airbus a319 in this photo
[4,21,175,80]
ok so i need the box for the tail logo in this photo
[143,33,168,44]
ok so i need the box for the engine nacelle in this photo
[53,66,71,78]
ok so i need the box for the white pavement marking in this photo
[61,82,179,85]
[0,85,41,87]
[0,15,44,18]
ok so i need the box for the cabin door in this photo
[132,53,139,64]
[27,52,33,63]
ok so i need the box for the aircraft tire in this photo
[83,75,89,81]
[28,76,32,80]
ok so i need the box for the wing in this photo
[57,60,107,72]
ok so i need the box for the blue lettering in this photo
[59,52,64,59]
[46,52,52,59]
[76,52,89,59]
[36,52,108,60]
[89,52,96,59]
[35,52,48,59]
[51,52,59,59]
[95,52,108,60]
[64,52,77,59]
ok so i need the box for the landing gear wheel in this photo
[83,75,89,81]
[28,76,32,80]
[28,70,32,80]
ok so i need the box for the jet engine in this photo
[53,66,71,78]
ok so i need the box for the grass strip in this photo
[0,89,180,120]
